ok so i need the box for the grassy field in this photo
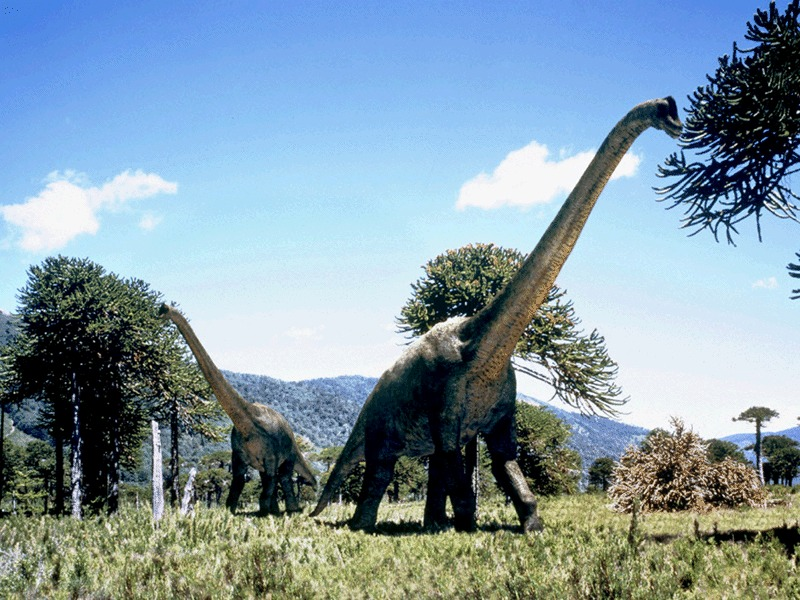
[1,493,798,599]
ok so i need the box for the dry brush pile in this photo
[609,418,766,513]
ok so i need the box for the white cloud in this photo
[752,276,778,290]
[139,212,163,232]
[285,326,325,341]
[1,169,177,252]
[455,141,641,210]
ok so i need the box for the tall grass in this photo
[1,494,797,599]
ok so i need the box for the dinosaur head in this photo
[651,96,683,139]
[158,302,173,319]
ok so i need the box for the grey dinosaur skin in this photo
[160,304,316,515]
[311,98,681,533]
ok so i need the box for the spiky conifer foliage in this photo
[397,243,625,415]
[609,418,765,513]
[657,0,800,243]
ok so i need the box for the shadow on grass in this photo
[314,517,522,536]
[647,522,800,558]
[315,514,800,558]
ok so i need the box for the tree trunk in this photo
[107,398,121,514]
[169,405,180,507]
[180,467,197,516]
[0,402,5,507]
[755,421,764,484]
[151,420,164,522]
[54,431,64,515]
[70,371,83,520]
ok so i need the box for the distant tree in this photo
[0,364,11,506]
[639,428,671,453]
[316,446,365,504]
[387,456,427,503]
[20,439,57,514]
[656,0,800,291]
[314,446,342,472]
[706,439,747,464]
[196,450,233,508]
[587,457,616,492]
[397,243,625,415]
[762,435,800,485]
[4,256,214,515]
[733,406,780,483]
[514,402,580,496]
[148,335,224,508]
[0,440,23,511]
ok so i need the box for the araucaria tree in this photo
[588,457,616,492]
[609,418,765,513]
[762,435,800,485]
[733,406,780,483]
[514,402,580,496]
[3,256,218,516]
[657,0,800,287]
[397,243,625,415]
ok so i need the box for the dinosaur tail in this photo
[309,414,366,517]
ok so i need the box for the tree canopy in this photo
[397,243,625,415]
[657,0,800,243]
[762,434,800,485]
[514,402,580,496]
[1,256,219,515]
[656,0,800,296]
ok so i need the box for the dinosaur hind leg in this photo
[226,448,248,514]
[484,417,543,533]
[423,453,449,530]
[441,449,476,532]
[278,460,301,514]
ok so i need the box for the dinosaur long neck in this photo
[466,104,655,383]
[166,309,255,436]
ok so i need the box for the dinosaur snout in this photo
[656,96,683,139]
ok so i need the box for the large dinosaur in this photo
[159,304,316,515]
[311,97,682,532]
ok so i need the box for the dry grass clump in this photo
[609,418,766,513]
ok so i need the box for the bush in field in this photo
[609,418,766,513]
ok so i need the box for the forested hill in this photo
[0,311,19,347]
[223,372,650,476]
[222,371,365,449]
[4,366,650,477]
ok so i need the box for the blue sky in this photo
[1,1,797,439]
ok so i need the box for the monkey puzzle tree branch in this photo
[789,252,800,299]
[397,243,626,416]
[655,0,800,244]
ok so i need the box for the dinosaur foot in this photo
[453,514,477,533]
[522,514,544,533]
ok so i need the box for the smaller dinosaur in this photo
[160,303,316,515]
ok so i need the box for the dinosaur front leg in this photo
[350,455,396,531]
[440,449,476,532]
[424,446,477,532]
[484,417,543,533]
[258,471,279,516]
